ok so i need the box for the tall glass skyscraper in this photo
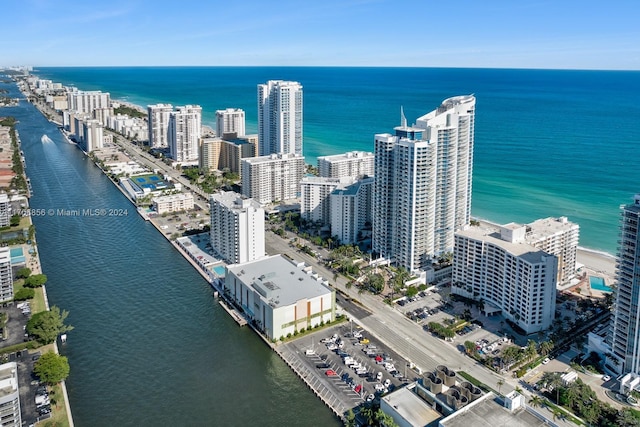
[372,96,475,272]
[610,194,640,374]
[257,80,303,156]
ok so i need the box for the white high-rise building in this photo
[210,191,265,264]
[524,217,579,284]
[0,362,21,426]
[67,89,111,115]
[81,119,104,152]
[610,194,640,374]
[0,194,10,228]
[215,108,246,138]
[148,104,173,148]
[330,177,374,245]
[318,151,374,179]
[168,105,202,162]
[300,177,353,226]
[452,223,558,334]
[372,96,475,272]
[0,248,13,303]
[241,153,305,205]
[257,80,303,156]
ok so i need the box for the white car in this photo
[542,358,550,365]
[602,374,611,381]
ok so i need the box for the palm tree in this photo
[539,340,554,356]
[526,339,537,362]
[529,395,542,408]
[497,379,505,394]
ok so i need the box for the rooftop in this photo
[227,255,331,308]
[456,225,552,264]
[439,393,548,427]
[381,386,442,427]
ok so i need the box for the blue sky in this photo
[2,0,639,69]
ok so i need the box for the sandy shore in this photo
[576,248,616,277]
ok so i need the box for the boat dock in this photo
[218,299,247,326]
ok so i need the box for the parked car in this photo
[542,358,550,365]
[316,363,330,369]
[325,369,337,376]
[602,374,611,382]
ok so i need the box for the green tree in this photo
[34,351,70,385]
[345,409,356,427]
[9,214,20,227]
[13,288,34,301]
[538,340,554,356]
[26,306,74,344]
[464,340,476,355]
[405,286,418,298]
[15,267,31,279]
[24,273,47,288]
[497,379,505,394]
[525,339,537,362]
[529,395,543,408]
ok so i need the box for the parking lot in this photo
[396,285,514,364]
[281,323,414,415]
[0,303,52,425]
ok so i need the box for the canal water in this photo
[0,79,339,426]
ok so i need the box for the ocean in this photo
[34,66,640,256]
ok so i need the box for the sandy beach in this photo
[576,248,616,277]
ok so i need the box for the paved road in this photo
[264,228,514,396]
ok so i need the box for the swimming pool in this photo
[9,247,25,264]
[212,265,226,277]
[589,276,612,292]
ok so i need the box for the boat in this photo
[40,134,53,144]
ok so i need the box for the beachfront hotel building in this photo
[209,191,265,264]
[609,194,640,375]
[224,255,335,340]
[523,217,579,284]
[330,177,374,245]
[67,89,111,115]
[152,193,195,215]
[168,105,202,163]
[372,97,475,273]
[317,151,375,179]
[452,223,558,334]
[147,104,173,148]
[0,247,13,303]
[0,362,21,426]
[215,108,246,138]
[241,153,305,205]
[257,80,303,156]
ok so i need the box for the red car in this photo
[354,384,362,394]
[325,369,337,376]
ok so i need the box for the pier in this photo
[218,299,247,326]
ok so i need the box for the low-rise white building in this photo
[224,255,335,340]
[452,223,558,334]
[152,193,194,214]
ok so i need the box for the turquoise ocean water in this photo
[34,67,640,256]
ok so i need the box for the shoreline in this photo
[9,109,75,425]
